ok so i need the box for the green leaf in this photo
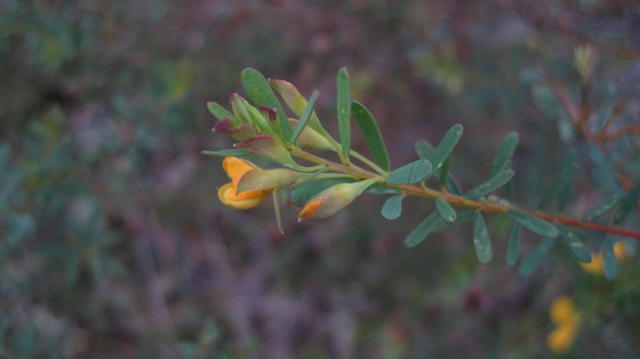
[432,210,474,233]
[558,227,591,263]
[613,183,640,225]
[241,68,292,141]
[439,158,450,185]
[207,101,235,121]
[415,140,435,160]
[473,211,493,263]
[351,101,391,171]
[587,144,621,193]
[583,193,624,221]
[507,210,559,238]
[490,132,519,176]
[381,195,403,220]
[431,124,463,170]
[415,140,461,193]
[289,178,354,207]
[602,238,619,279]
[538,149,577,209]
[464,169,515,199]
[336,67,352,158]
[506,224,521,267]
[435,198,456,222]
[290,90,319,143]
[404,212,443,248]
[386,159,432,185]
[518,238,556,277]
[201,149,253,157]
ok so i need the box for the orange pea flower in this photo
[217,157,270,210]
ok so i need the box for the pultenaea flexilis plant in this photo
[204,68,640,278]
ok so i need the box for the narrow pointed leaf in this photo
[404,212,443,248]
[464,169,515,199]
[241,68,292,140]
[490,132,519,176]
[207,101,235,121]
[558,227,591,263]
[415,140,435,160]
[613,183,640,224]
[506,224,521,267]
[352,101,391,171]
[435,198,456,222]
[602,238,619,279]
[518,237,556,277]
[507,210,559,238]
[431,124,463,170]
[336,67,352,158]
[386,159,432,185]
[201,149,253,157]
[473,211,493,263]
[290,90,319,143]
[381,194,403,220]
[538,149,577,209]
[583,193,624,221]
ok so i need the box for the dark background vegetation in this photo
[1,0,639,357]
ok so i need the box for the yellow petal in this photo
[547,321,578,354]
[217,183,265,210]
[550,296,576,324]
[581,252,604,275]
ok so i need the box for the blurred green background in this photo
[1,0,639,357]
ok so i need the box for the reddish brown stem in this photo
[292,149,640,241]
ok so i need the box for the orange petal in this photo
[222,157,256,184]
[299,198,325,219]
[217,183,265,210]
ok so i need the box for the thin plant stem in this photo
[291,148,640,241]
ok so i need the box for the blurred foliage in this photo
[0,0,639,358]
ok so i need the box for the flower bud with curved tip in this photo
[289,118,334,151]
[298,177,379,220]
[234,135,296,166]
[229,93,272,135]
[237,168,307,194]
[212,118,256,142]
[269,79,333,139]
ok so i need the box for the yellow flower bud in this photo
[298,178,379,220]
